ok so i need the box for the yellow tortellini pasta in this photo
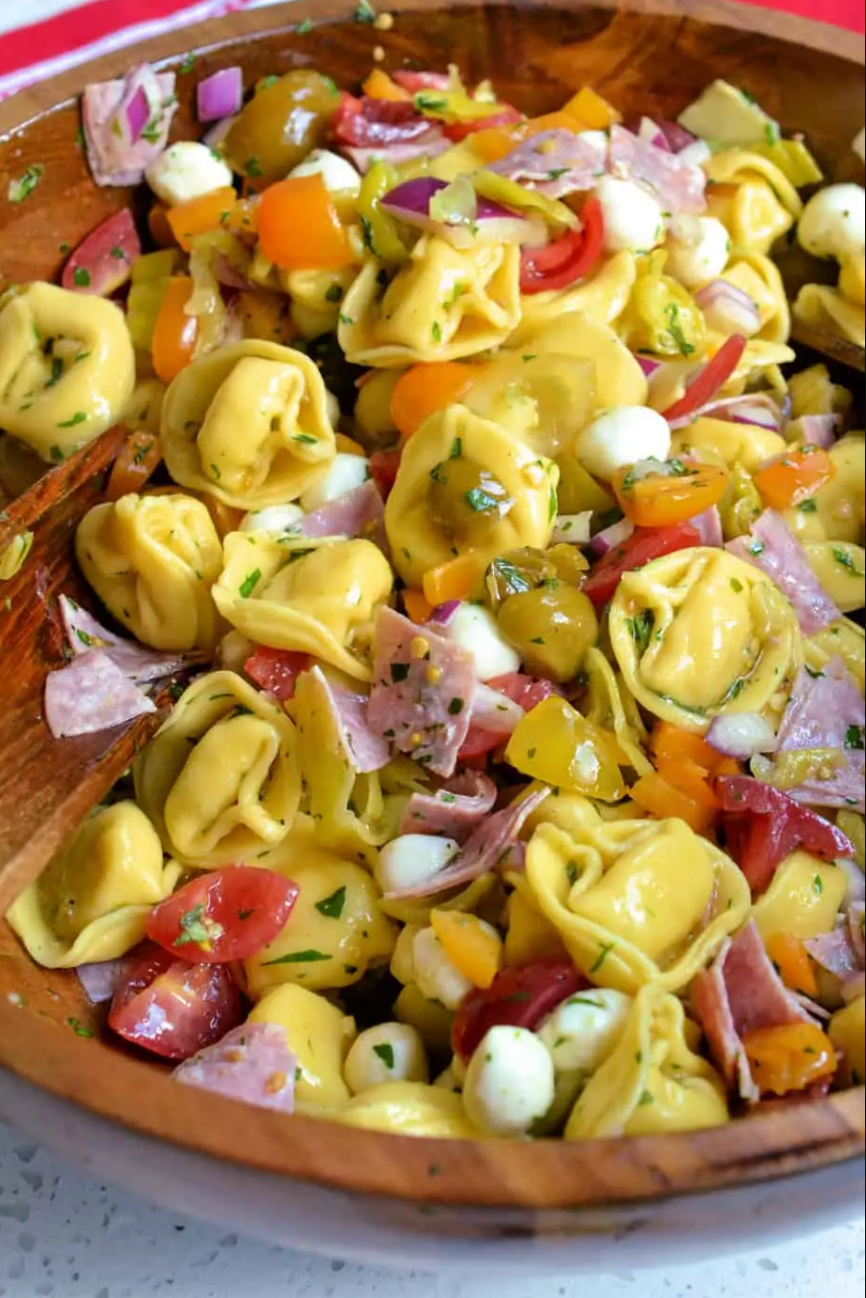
[280,266,357,340]
[794,282,866,348]
[721,251,791,343]
[462,352,596,458]
[75,491,223,652]
[133,670,301,866]
[338,236,521,366]
[0,282,135,463]
[334,1082,482,1138]
[510,251,637,343]
[515,314,647,413]
[212,533,393,681]
[565,985,729,1139]
[705,149,802,246]
[803,541,865,611]
[161,340,336,509]
[583,647,653,776]
[7,802,177,969]
[384,403,558,587]
[610,547,802,733]
[784,435,866,546]
[804,617,866,692]
[526,818,750,994]
[829,997,866,1088]
[751,851,849,943]
[248,983,356,1109]
[670,415,786,474]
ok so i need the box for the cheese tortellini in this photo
[565,985,729,1139]
[751,851,849,943]
[0,282,135,463]
[510,251,637,343]
[705,149,801,252]
[212,533,393,681]
[338,236,521,366]
[670,416,786,474]
[784,434,865,546]
[384,404,558,587]
[517,313,648,414]
[526,818,750,994]
[133,671,301,866]
[161,340,337,509]
[75,491,224,652]
[7,802,177,969]
[610,548,802,733]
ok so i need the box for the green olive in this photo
[224,71,339,182]
[485,545,588,608]
[496,585,599,683]
[427,456,513,546]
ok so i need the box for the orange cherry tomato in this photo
[257,175,354,271]
[166,187,238,251]
[742,1022,837,1096]
[390,362,476,441]
[613,462,730,528]
[107,431,162,501]
[753,446,835,510]
[630,770,717,833]
[648,721,739,812]
[764,933,819,999]
[151,277,198,384]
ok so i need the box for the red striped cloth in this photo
[0,0,863,100]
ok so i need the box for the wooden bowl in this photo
[0,0,864,1247]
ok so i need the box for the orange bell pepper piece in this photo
[106,431,162,501]
[422,553,482,607]
[257,175,354,271]
[151,277,198,384]
[148,203,176,249]
[765,933,819,999]
[630,771,717,833]
[403,589,433,624]
[362,69,411,101]
[743,1022,837,1096]
[430,909,503,989]
[563,86,622,129]
[469,126,518,163]
[754,446,835,510]
[391,362,477,441]
[523,109,588,138]
[649,721,740,811]
[222,197,259,240]
[166,187,238,251]
[613,463,730,528]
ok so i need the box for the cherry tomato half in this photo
[519,198,605,295]
[452,959,586,1061]
[582,521,702,608]
[108,949,243,1061]
[661,333,747,422]
[146,866,299,964]
[244,647,311,701]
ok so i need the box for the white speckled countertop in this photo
[0,1120,863,1297]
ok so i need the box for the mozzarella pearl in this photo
[344,1022,429,1094]
[375,835,460,897]
[288,148,362,197]
[240,503,305,534]
[441,603,521,681]
[664,215,731,290]
[299,453,371,512]
[412,926,474,1011]
[574,406,671,481]
[594,176,666,255]
[798,184,866,263]
[537,988,633,1073]
[462,1026,555,1136]
[145,141,233,208]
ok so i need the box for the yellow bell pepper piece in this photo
[430,908,503,988]
[505,695,626,802]
[563,87,622,130]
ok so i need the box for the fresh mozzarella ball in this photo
[344,1022,429,1094]
[433,1065,463,1093]
[537,988,633,1074]
[441,603,521,681]
[240,503,305,533]
[412,926,474,1011]
[462,1026,555,1136]
[594,176,665,254]
[574,406,671,481]
[798,184,866,263]
[217,630,256,672]
[145,141,233,208]
[389,924,421,985]
[664,215,731,289]
[375,835,460,897]
[299,453,370,511]
[288,148,362,197]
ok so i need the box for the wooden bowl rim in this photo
[0,0,863,1211]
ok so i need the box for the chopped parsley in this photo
[845,724,864,751]
[804,664,824,679]
[730,577,744,593]
[210,463,222,481]
[373,1043,396,1069]
[109,245,127,260]
[244,156,264,178]
[832,547,865,577]
[72,267,91,287]
[565,861,580,885]
[416,94,448,113]
[813,874,823,895]
[638,1090,655,1107]
[548,484,557,522]
[448,697,465,715]
[797,498,818,513]
[664,302,695,357]
[46,356,64,388]
[390,661,411,683]
[338,313,355,326]
[431,320,442,343]
[239,568,262,599]
[293,432,318,444]
[355,0,377,21]
[589,941,615,974]
[297,18,314,33]
[262,948,331,965]
[443,283,467,310]
[180,52,198,73]
[324,283,344,303]
[259,75,281,91]
[173,903,224,949]
[360,215,378,257]
[8,164,44,204]
[626,610,654,654]
[57,412,87,428]
[315,885,348,919]
[747,539,765,557]
[75,629,96,648]
[66,1017,95,1038]
[465,486,501,513]
[449,437,462,460]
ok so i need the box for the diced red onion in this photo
[636,354,663,377]
[109,63,164,148]
[197,67,243,123]
[428,600,461,627]
[655,118,698,154]
[837,858,866,905]
[202,113,238,150]
[76,956,135,1004]
[691,504,724,548]
[470,683,525,734]
[381,178,544,249]
[667,392,782,433]
[785,414,842,449]
[590,516,634,556]
[728,403,783,431]
[124,85,151,142]
[695,280,761,336]
[706,712,777,760]
[551,512,592,545]
[676,139,712,168]
[637,116,671,152]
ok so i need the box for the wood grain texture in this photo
[0,0,863,1219]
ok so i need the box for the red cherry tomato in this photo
[146,866,299,964]
[444,104,523,142]
[582,521,702,608]
[244,647,311,701]
[455,675,561,763]
[452,959,586,1062]
[62,207,141,297]
[661,334,747,422]
[108,950,243,1061]
[519,198,605,295]
[369,447,402,500]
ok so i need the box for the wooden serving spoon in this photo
[0,428,172,915]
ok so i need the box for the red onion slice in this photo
[667,392,782,433]
[427,600,461,627]
[197,67,243,123]
[635,354,663,377]
[706,712,777,760]
[695,280,761,337]
[381,177,544,249]
[470,683,525,734]
[589,516,634,556]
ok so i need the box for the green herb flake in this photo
[210,463,222,481]
[57,412,87,428]
[373,1042,396,1069]
[173,903,225,949]
[522,353,537,362]
[66,1017,95,1038]
[565,861,580,885]
[813,873,823,895]
[797,498,818,513]
[8,165,44,205]
[664,302,695,357]
[72,267,91,287]
[244,156,264,178]
[448,437,462,460]
[832,547,865,577]
[46,356,64,388]
[638,1090,655,1106]
[180,52,198,73]
[431,320,442,343]
[293,432,318,444]
[355,0,377,21]
[262,948,332,966]
[465,486,501,513]
[448,697,465,715]
[747,539,765,557]
[845,724,865,751]
[626,610,654,654]
[315,885,348,919]
[324,283,344,304]
[589,941,615,974]
[297,17,314,33]
[239,568,262,599]
[390,661,411,683]
[75,629,96,648]
[548,483,557,522]
[730,577,744,593]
